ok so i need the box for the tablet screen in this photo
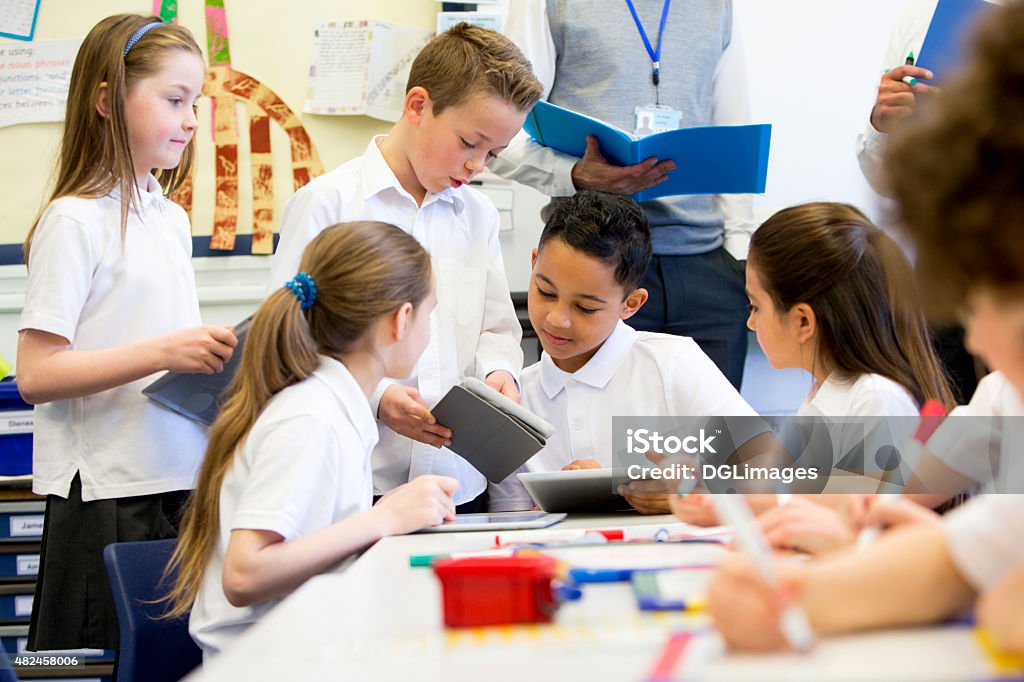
[416,511,567,533]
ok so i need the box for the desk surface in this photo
[187,514,1005,682]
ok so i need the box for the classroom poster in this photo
[0,0,41,41]
[304,20,431,122]
[436,12,503,33]
[0,40,80,128]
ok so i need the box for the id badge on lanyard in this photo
[634,104,682,138]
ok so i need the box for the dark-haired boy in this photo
[490,191,759,513]
[268,25,543,507]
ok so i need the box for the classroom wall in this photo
[0,0,918,372]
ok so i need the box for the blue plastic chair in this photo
[102,539,202,682]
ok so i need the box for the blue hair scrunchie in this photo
[284,272,318,310]
[123,22,163,58]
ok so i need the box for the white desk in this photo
[186,514,1005,682]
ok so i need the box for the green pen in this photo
[903,51,919,85]
[408,547,515,567]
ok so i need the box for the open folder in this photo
[430,377,555,484]
[141,318,250,427]
[523,99,771,202]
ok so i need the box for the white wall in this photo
[736,0,916,223]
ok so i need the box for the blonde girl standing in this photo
[17,15,236,650]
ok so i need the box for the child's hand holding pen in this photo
[858,496,942,533]
[708,552,808,652]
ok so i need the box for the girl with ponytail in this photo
[167,221,458,658]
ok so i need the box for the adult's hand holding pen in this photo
[870,65,937,134]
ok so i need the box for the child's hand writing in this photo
[485,370,520,402]
[373,475,459,535]
[379,385,452,447]
[162,325,237,374]
[708,553,806,652]
[860,496,941,531]
[757,496,855,555]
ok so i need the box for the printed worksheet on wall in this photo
[0,0,41,41]
[304,19,431,122]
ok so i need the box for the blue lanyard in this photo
[625,0,672,87]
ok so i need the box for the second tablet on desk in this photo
[518,469,634,514]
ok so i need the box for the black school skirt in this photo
[27,473,188,651]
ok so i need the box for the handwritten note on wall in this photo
[0,40,81,128]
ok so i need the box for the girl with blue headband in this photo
[17,15,237,651]
[166,221,458,659]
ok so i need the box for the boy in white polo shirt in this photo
[489,191,761,513]
[268,25,543,508]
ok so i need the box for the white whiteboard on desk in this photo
[491,0,919,288]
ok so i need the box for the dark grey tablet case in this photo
[141,318,250,427]
[430,385,546,484]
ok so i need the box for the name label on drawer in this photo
[10,515,44,537]
[0,410,33,435]
[16,554,38,575]
[14,594,32,616]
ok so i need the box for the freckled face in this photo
[124,49,204,184]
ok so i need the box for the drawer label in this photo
[16,554,39,575]
[14,594,32,616]
[0,410,33,435]
[10,515,44,537]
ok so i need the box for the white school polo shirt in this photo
[267,137,523,505]
[944,493,1024,592]
[190,356,377,659]
[490,320,761,511]
[927,372,1024,491]
[19,176,207,501]
[797,373,919,492]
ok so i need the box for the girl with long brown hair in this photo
[736,202,955,553]
[671,202,953,532]
[746,202,953,415]
[16,15,237,651]
[167,221,457,659]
